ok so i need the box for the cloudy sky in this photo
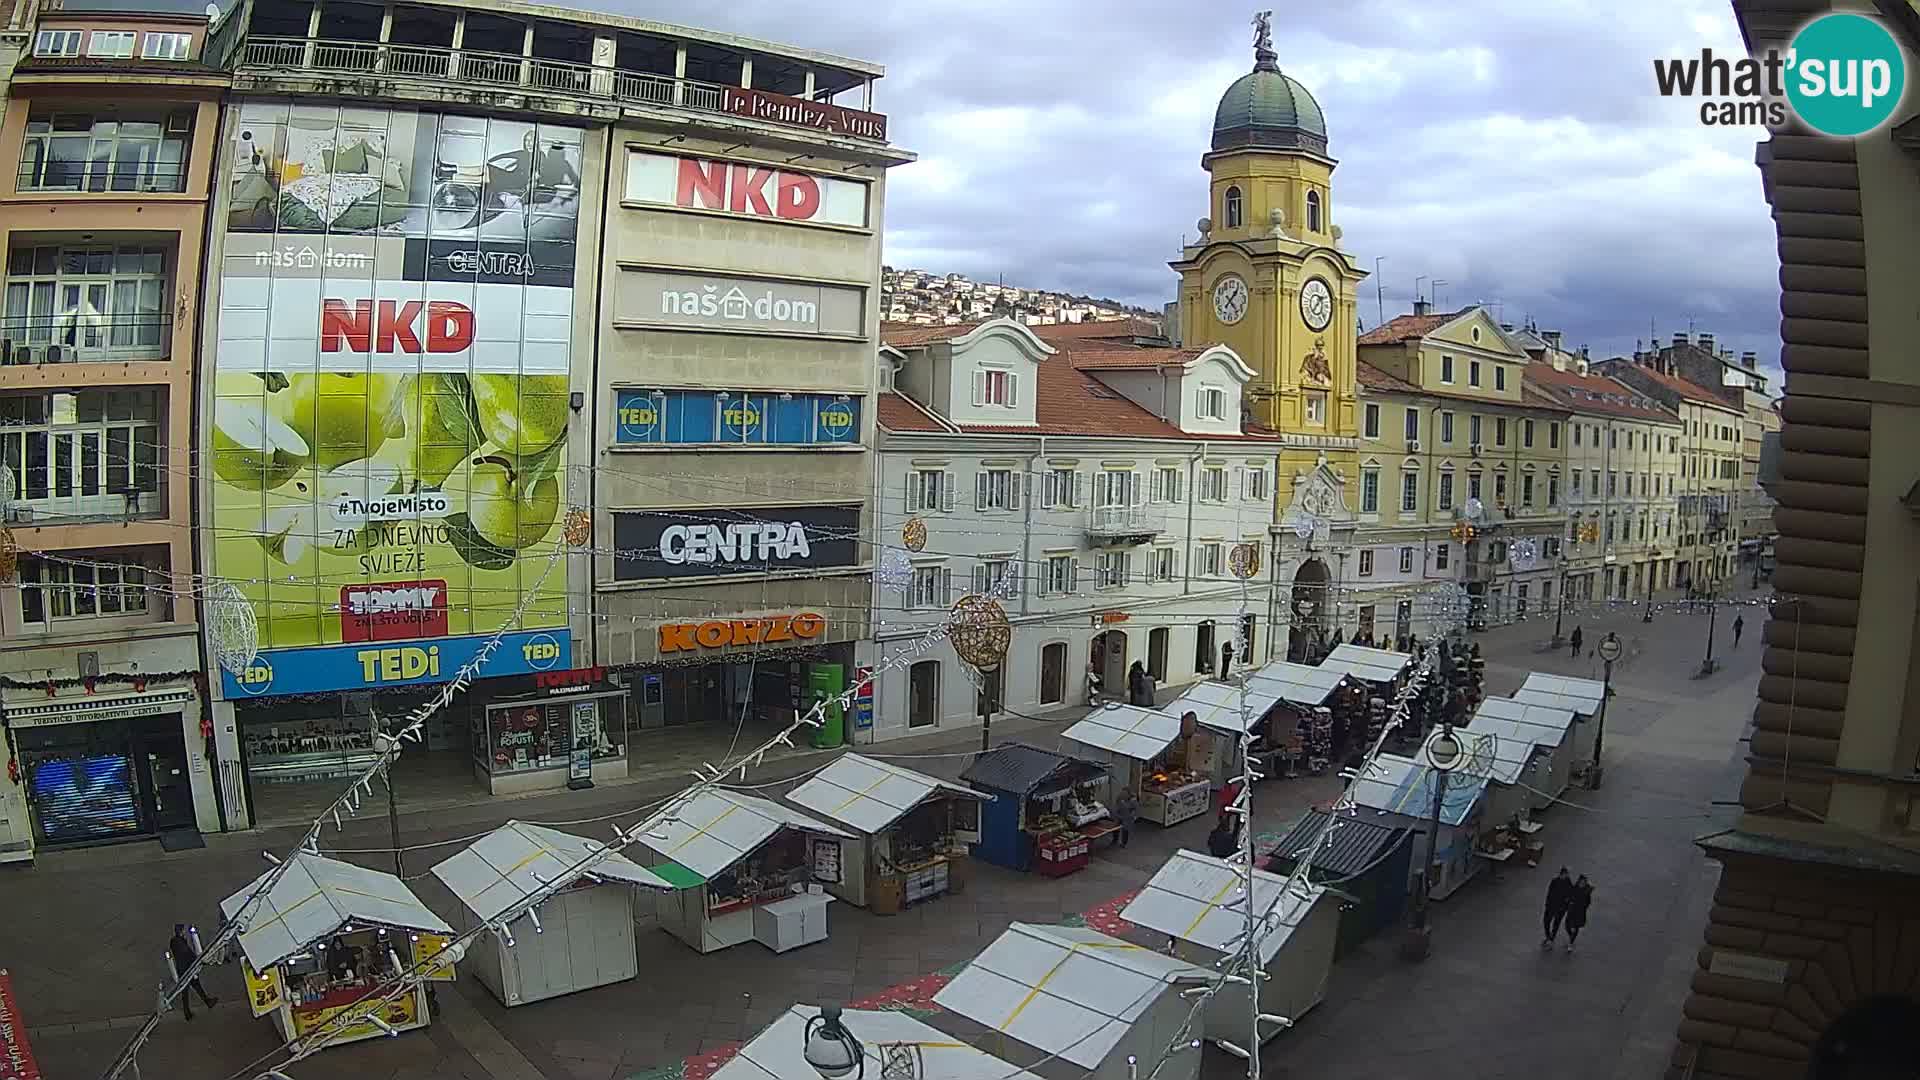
[606,0,1782,381]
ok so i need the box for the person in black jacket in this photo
[168,924,218,1020]
[1542,867,1574,948]
[1563,876,1593,952]
[1569,626,1583,660]
[1207,813,1240,859]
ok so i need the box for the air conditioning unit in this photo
[1406,439,1421,452]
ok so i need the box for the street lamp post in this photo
[1404,725,1463,961]
[1551,557,1568,648]
[1592,632,1622,790]
[804,1004,865,1080]
[1699,574,1720,677]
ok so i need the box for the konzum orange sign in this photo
[659,612,828,654]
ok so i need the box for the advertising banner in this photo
[623,151,869,228]
[610,505,860,581]
[212,102,582,697]
[613,390,859,447]
[614,269,865,337]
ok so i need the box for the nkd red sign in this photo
[321,299,474,353]
[625,151,869,229]
[719,86,888,142]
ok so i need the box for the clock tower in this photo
[1170,14,1368,444]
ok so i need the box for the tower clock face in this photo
[1212,275,1249,325]
[1300,277,1334,332]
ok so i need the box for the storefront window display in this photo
[476,688,626,793]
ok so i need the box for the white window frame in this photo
[1469,359,1482,387]
[1522,472,1536,506]
[1096,550,1131,589]
[34,30,82,57]
[1200,466,1229,502]
[18,111,190,194]
[0,389,162,517]
[1150,466,1182,505]
[1435,543,1450,570]
[1363,402,1380,439]
[1199,542,1223,577]
[1304,391,1326,425]
[1495,417,1508,446]
[1440,355,1454,384]
[1151,546,1178,583]
[88,30,137,58]
[1495,365,1507,391]
[141,32,193,61]
[5,243,170,354]
[1440,411,1454,443]
[1358,549,1375,576]
[908,564,952,609]
[972,556,1017,597]
[905,468,953,513]
[1360,468,1379,514]
[1198,386,1226,420]
[19,553,149,624]
[1469,415,1483,445]
[975,467,1021,512]
[1243,465,1269,502]
[1042,554,1078,596]
[974,367,1018,408]
[1438,470,1454,510]
[1400,469,1419,513]
[1398,546,1414,574]
[1403,408,1419,442]
[1043,467,1080,509]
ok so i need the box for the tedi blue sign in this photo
[223,630,570,698]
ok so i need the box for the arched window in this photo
[1223,186,1243,229]
[1306,190,1323,233]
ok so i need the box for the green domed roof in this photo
[1212,54,1328,154]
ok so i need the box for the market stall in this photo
[934,922,1209,1080]
[220,852,457,1047]
[1246,660,1350,774]
[1448,728,1547,870]
[1267,809,1413,956]
[1161,680,1291,793]
[430,820,671,1006]
[714,1004,1043,1080]
[1317,643,1412,685]
[1348,753,1489,901]
[1059,704,1207,827]
[959,743,1112,876]
[632,789,851,954]
[782,754,987,913]
[1511,673,1606,778]
[1467,696,1578,808]
[1122,849,1340,1048]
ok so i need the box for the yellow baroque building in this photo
[1170,24,1372,660]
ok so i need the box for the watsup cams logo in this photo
[1654,12,1907,136]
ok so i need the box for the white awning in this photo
[714,1005,1044,1080]
[636,789,851,880]
[431,821,672,921]
[1121,849,1326,965]
[1513,673,1606,717]
[1060,704,1183,761]
[220,852,451,973]
[1245,660,1346,707]
[1164,680,1286,735]
[784,754,985,836]
[1319,643,1412,684]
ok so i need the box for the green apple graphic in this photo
[464,442,561,551]
[276,372,408,472]
[471,374,569,457]
[258,462,406,566]
[211,398,310,490]
[397,373,485,488]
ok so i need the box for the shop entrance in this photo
[17,713,189,847]
[1090,630,1127,699]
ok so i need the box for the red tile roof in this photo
[880,321,983,347]
[1355,362,1418,393]
[1356,309,1467,346]
[1609,361,1737,408]
[1522,363,1677,423]
[875,391,952,433]
[1029,316,1163,342]
[1067,346,1204,371]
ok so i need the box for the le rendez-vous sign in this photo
[719,86,887,142]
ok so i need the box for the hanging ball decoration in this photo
[1228,542,1260,579]
[205,580,260,675]
[562,508,592,548]
[0,523,16,586]
[948,593,1012,671]
[875,547,914,593]
[901,517,928,553]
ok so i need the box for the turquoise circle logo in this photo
[1786,13,1906,137]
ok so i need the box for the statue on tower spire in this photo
[1251,10,1278,71]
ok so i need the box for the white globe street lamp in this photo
[804,1004,865,1080]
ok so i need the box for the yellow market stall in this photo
[222,852,458,1047]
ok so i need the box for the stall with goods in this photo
[1161,680,1290,794]
[782,754,987,913]
[1059,704,1207,827]
[959,743,1112,876]
[1348,753,1489,901]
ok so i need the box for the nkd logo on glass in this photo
[611,505,860,580]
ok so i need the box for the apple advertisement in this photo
[211,102,582,697]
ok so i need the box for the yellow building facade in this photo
[1170,20,1371,660]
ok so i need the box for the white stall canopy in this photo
[1164,680,1286,735]
[934,923,1208,1072]
[1468,698,1577,758]
[430,820,672,922]
[1245,661,1347,708]
[1349,754,1487,826]
[714,1005,1044,1080]
[1318,643,1412,684]
[1060,704,1183,762]
[1122,849,1325,965]
[1512,673,1606,716]
[220,852,452,974]
[638,789,852,879]
[785,754,986,836]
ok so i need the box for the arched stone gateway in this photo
[1286,558,1330,663]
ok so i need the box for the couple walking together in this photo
[1542,868,1593,951]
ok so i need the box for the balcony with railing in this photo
[235,36,888,144]
[1087,505,1164,544]
[3,241,176,365]
[1,387,167,526]
[0,314,173,366]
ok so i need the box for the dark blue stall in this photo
[1265,809,1413,957]
[960,743,1110,873]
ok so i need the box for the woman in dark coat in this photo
[1564,875,1593,952]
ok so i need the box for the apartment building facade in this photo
[187,0,904,829]
[1653,331,1780,566]
[1597,355,1745,593]
[0,3,226,860]
[1519,342,1683,606]
[1356,305,1569,629]
[870,319,1278,739]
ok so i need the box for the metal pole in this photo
[1702,585,1719,675]
[1642,558,1655,623]
[1551,559,1566,646]
[385,717,403,877]
[1414,763,1445,931]
[1592,658,1612,790]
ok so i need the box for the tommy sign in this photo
[616,269,865,337]
[624,151,870,228]
[612,505,860,580]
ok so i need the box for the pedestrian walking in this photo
[1541,867,1574,947]
[1564,875,1593,952]
[1569,626,1583,660]
[1113,786,1139,848]
[1085,663,1102,706]
[1733,614,1745,648]
[168,923,218,1020]
[1207,812,1240,859]
[1220,640,1235,680]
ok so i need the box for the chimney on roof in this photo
[1673,332,1688,347]
[1544,330,1562,350]
[1412,298,1431,317]
[1698,332,1714,352]
[1741,350,1757,369]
